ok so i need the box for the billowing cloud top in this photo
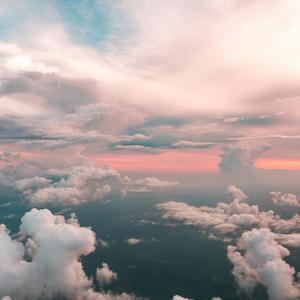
[0,208,139,300]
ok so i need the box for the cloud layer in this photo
[1,1,300,173]
[157,185,300,299]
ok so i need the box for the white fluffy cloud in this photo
[0,208,138,300]
[121,176,178,194]
[157,185,300,299]
[16,166,119,205]
[157,185,300,242]
[12,164,178,206]
[171,296,221,300]
[271,192,300,207]
[96,263,118,287]
[15,176,52,191]
[126,238,142,245]
[227,228,300,300]
[171,296,192,300]
[275,233,300,249]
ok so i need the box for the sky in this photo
[1,1,300,300]
[2,0,300,174]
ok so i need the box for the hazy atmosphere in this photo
[1,1,300,299]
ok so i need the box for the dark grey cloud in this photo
[1,72,97,113]
[0,116,44,140]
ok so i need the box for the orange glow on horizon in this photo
[5,149,300,173]
[256,159,300,170]
[94,150,219,172]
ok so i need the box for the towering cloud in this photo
[218,145,270,174]
[0,208,137,300]
[227,229,300,300]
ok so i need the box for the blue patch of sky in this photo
[0,0,134,50]
[53,0,133,49]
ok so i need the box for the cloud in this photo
[121,176,178,195]
[0,208,138,300]
[17,165,119,206]
[15,176,52,191]
[275,233,300,249]
[0,1,300,169]
[223,113,283,127]
[0,151,20,163]
[218,145,270,173]
[126,238,142,245]
[157,185,300,299]
[171,296,192,300]
[171,141,218,149]
[226,184,247,202]
[136,177,178,188]
[99,239,109,248]
[270,192,300,207]
[96,263,118,287]
[112,145,156,152]
[227,228,300,300]
[10,162,178,206]
[4,0,300,115]
[157,185,300,241]
[172,296,221,300]
[0,72,97,113]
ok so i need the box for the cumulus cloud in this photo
[96,263,118,287]
[17,166,119,206]
[271,192,300,207]
[227,228,300,300]
[171,296,220,300]
[171,296,192,300]
[157,185,300,242]
[127,238,142,245]
[218,145,270,173]
[0,208,138,300]
[158,185,300,299]
[226,184,247,202]
[120,176,178,195]
[11,163,177,206]
[124,177,178,192]
[275,233,300,249]
[15,176,52,191]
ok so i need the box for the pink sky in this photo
[93,150,300,173]
[94,150,219,173]
[10,149,300,173]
